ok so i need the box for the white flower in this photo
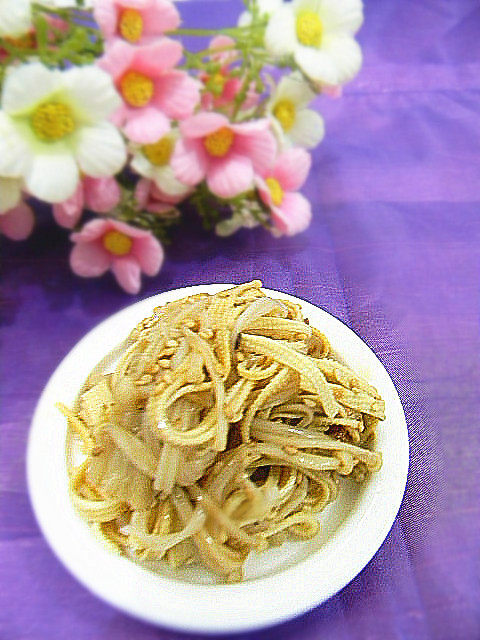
[0,176,23,213]
[238,0,283,27]
[131,129,191,200]
[39,0,93,7]
[267,74,325,149]
[0,62,126,203]
[0,0,31,38]
[265,0,363,86]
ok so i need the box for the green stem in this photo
[172,26,245,37]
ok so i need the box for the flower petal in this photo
[93,0,118,39]
[255,175,273,208]
[208,35,237,64]
[288,108,325,149]
[272,191,311,236]
[147,201,179,214]
[110,104,129,128]
[294,45,338,85]
[69,241,111,277]
[71,218,110,243]
[63,66,121,123]
[264,5,296,57]
[319,33,363,84]
[143,0,180,35]
[0,177,22,213]
[97,39,136,80]
[152,71,200,120]
[273,74,315,109]
[123,107,170,144]
[132,39,182,76]
[0,202,34,240]
[130,152,154,179]
[0,0,31,38]
[83,176,121,213]
[269,116,288,150]
[75,122,127,177]
[180,112,229,138]
[153,165,191,198]
[134,177,151,208]
[113,0,149,7]
[207,154,254,198]
[273,148,311,191]
[52,183,84,227]
[171,138,207,186]
[230,118,270,136]
[0,113,32,176]
[111,256,142,294]
[220,78,243,104]
[131,234,164,276]
[1,62,59,114]
[318,0,363,34]
[108,217,153,238]
[26,153,79,203]
[234,129,277,175]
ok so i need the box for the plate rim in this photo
[27,284,409,633]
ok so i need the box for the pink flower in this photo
[53,176,121,228]
[171,112,277,199]
[208,35,238,66]
[200,36,259,113]
[94,0,180,45]
[256,147,312,236]
[98,40,200,144]
[0,202,34,240]
[135,178,191,214]
[70,218,164,294]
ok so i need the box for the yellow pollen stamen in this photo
[120,71,154,108]
[266,177,284,206]
[206,72,227,97]
[203,127,234,157]
[102,230,133,256]
[296,10,323,47]
[142,136,174,166]
[31,102,75,142]
[118,8,144,43]
[273,99,296,132]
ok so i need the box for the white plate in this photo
[27,285,409,633]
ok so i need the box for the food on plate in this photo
[59,281,385,581]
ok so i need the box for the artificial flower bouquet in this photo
[0,0,363,293]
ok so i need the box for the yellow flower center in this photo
[120,70,154,107]
[266,177,284,206]
[142,136,174,166]
[273,99,296,132]
[296,10,323,47]
[118,8,144,43]
[203,127,234,157]
[102,230,133,256]
[206,72,227,97]
[31,102,75,142]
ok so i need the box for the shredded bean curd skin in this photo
[59,281,385,582]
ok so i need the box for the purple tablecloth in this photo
[1,1,479,638]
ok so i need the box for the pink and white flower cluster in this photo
[0,0,363,293]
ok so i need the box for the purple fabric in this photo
[1,1,480,638]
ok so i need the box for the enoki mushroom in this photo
[59,281,385,582]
